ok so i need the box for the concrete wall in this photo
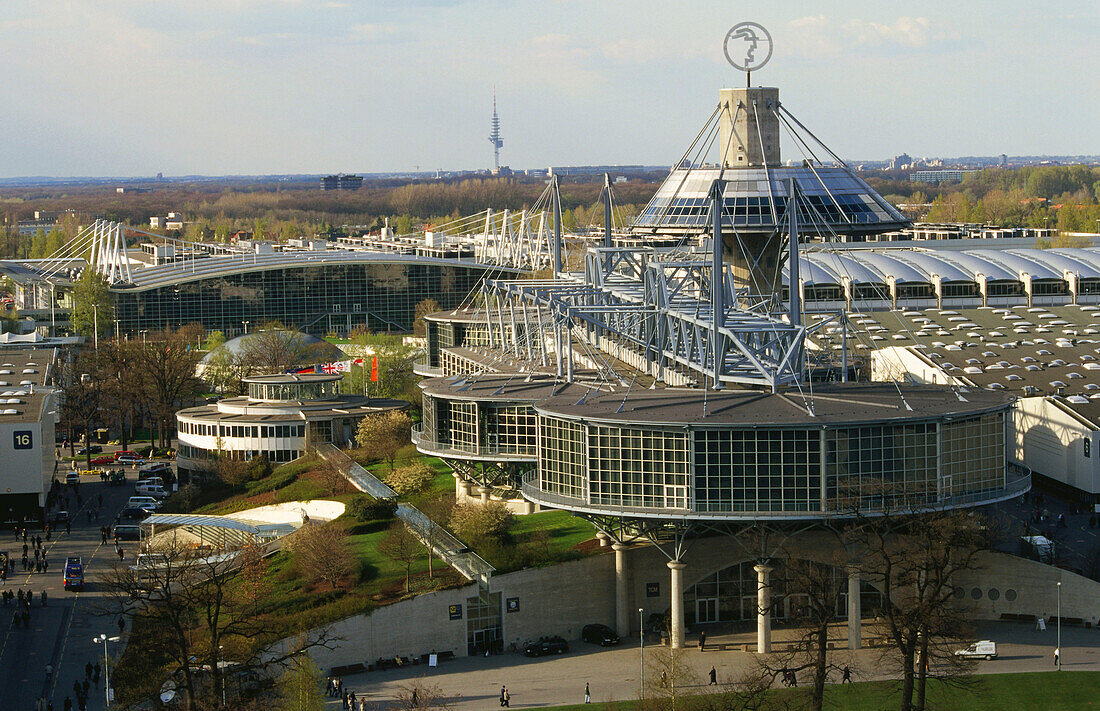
[302,533,1100,671]
[306,553,616,671]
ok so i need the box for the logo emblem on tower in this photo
[723,22,773,72]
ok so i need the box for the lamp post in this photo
[638,607,645,700]
[1056,580,1062,671]
[242,320,250,335]
[94,633,121,709]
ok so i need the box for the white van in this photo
[135,483,169,498]
[954,640,997,660]
[128,496,162,510]
[135,476,163,489]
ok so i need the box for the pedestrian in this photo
[82,679,90,696]
[65,521,70,535]
[74,680,81,699]
[118,546,124,561]
[35,535,41,548]
[1,566,6,585]
[118,617,125,634]
[35,559,41,574]
[709,666,717,685]
[699,630,706,650]
[342,690,349,710]
[842,665,852,683]
[1054,647,1060,668]
[584,682,591,703]
[42,557,47,574]
[500,686,507,707]
[63,697,71,711]
[100,528,107,545]
[503,686,510,707]
[45,663,53,681]
[45,524,51,541]
[86,661,93,680]
[40,590,46,606]
[349,690,357,707]
[411,688,419,707]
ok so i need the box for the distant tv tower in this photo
[488,90,503,173]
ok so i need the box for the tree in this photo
[138,325,205,447]
[383,460,435,496]
[448,500,513,546]
[238,327,336,375]
[315,455,349,496]
[644,644,698,711]
[756,557,847,711]
[286,522,357,590]
[394,679,456,711]
[70,268,113,339]
[850,508,988,711]
[378,521,423,593]
[276,650,326,711]
[356,410,412,470]
[103,539,336,711]
[413,298,441,336]
[58,350,101,467]
[202,346,255,395]
[92,339,143,451]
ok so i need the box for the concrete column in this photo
[668,560,686,649]
[755,563,772,653]
[613,544,630,636]
[523,500,535,515]
[456,479,472,500]
[476,486,490,504]
[847,567,862,650]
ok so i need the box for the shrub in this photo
[449,500,514,545]
[383,461,434,496]
[346,494,397,523]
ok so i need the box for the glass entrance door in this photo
[696,597,718,624]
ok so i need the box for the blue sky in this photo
[0,1,1096,177]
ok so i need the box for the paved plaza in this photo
[325,621,1100,710]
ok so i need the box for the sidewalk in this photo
[324,620,1100,709]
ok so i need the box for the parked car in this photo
[955,640,997,660]
[135,483,169,498]
[77,445,102,455]
[64,472,79,485]
[136,476,164,488]
[90,456,114,466]
[113,524,142,541]
[118,507,151,523]
[128,495,162,510]
[139,462,172,476]
[63,556,84,591]
[114,450,139,461]
[116,455,145,466]
[523,636,569,657]
[581,624,621,646]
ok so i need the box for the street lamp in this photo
[638,607,645,700]
[94,633,121,709]
[242,320,250,335]
[1056,580,1062,671]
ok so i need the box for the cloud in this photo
[787,15,960,56]
[349,23,401,41]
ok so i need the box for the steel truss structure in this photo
[480,178,838,390]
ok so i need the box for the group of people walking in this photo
[328,675,373,711]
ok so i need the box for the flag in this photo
[371,355,378,382]
[321,360,353,373]
[291,365,316,374]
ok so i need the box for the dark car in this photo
[77,445,102,455]
[523,636,569,657]
[118,507,150,523]
[581,624,621,646]
[113,524,142,541]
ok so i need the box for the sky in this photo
[0,0,1097,177]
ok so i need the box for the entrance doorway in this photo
[696,597,718,624]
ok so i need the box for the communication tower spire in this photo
[488,89,503,173]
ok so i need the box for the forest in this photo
[2,165,1099,260]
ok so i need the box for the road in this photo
[324,620,1100,710]
[0,460,142,711]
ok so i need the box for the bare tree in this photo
[643,644,698,711]
[392,677,456,711]
[850,508,988,711]
[378,521,423,593]
[102,538,337,710]
[238,326,337,375]
[285,522,357,590]
[138,325,205,448]
[92,339,143,451]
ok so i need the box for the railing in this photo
[411,425,537,461]
[313,443,494,589]
[521,471,1031,521]
[412,357,443,376]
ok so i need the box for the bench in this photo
[329,663,365,676]
[1000,612,1037,622]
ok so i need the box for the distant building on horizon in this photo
[911,169,973,184]
[320,174,363,191]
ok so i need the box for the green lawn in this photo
[510,509,594,551]
[543,672,1100,711]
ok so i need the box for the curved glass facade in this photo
[113,261,502,336]
[534,410,1008,516]
[419,392,539,459]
